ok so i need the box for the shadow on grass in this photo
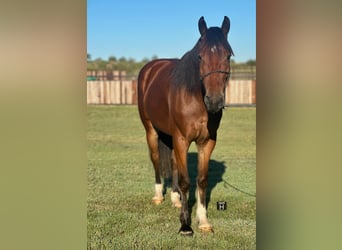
[163,152,225,214]
[164,152,255,216]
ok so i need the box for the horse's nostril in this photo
[204,95,225,113]
[204,95,210,103]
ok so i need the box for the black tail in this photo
[158,132,173,179]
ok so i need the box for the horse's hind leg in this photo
[170,150,181,208]
[145,123,164,204]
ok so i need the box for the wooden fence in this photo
[226,80,256,105]
[87,79,256,106]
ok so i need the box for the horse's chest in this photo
[187,117,210,142]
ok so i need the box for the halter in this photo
[200,70,231,81]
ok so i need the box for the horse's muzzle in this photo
[204,95,225,113]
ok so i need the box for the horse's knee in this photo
[197,176,208,189]
[179,176,190,192]
[150,151,159,162]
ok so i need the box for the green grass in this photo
[87,105,256,249]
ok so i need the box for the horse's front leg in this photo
[196,139,216,233]
[173,135,193,236]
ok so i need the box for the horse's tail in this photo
[158,132,172,179]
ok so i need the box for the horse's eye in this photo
[198,55,202,61]
[227,55,231,61]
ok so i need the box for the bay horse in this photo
[138,16,233,236]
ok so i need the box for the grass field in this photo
[87,105,256,249]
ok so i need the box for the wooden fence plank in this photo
[87,80,256,105]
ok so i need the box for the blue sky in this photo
[87,0,255,63]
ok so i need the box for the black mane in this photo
[171,45,201,91]
[171,27,233,91]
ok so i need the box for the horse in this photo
[137,16,233,236]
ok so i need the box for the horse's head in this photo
[197,16,233,113]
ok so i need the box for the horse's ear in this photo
[221,16,230,37]
[198,16,207,36]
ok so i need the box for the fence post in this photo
[113,71,119,80]
[252,80,256,104]
[132,80,138,105]
[120,71,126,80]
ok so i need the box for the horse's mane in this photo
[171,27,234,92]
[171,45,201,91]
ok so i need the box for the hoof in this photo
[152,197,164,205]
[198,223,214,233]
[179,225,194,236]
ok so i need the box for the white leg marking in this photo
[155,184,163,196]
[171,191,182,208]
[196,189,213,231]
[196,189,208,223]
[152,184,164,204]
